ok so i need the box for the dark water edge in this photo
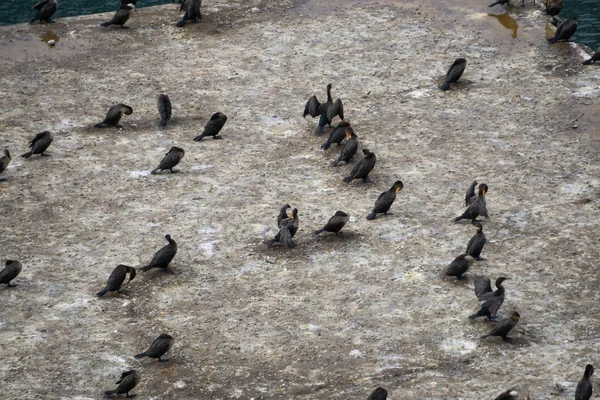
[560,0,600,50]
[0,0,171,26]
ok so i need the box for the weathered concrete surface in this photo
[0,0,599,398]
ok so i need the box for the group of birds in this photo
[2,0,595,398]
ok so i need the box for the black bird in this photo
[548,17,578,43]
[332,126,358,166]
[453,183,489,222]
[314,211,350,237]
[494,388,518,400]
[100,3,135,28]
[105,370,140,398]
[582,47,600,65]
[176,0,202,27]
[21,131,54,158]
[343,149,376,183]
[0,260,22,287]
[303,83,344,136]
[194,112,227,141]
[0,149,11,181]
[134,333,174,362]
[321,122,351,150]
[277,204,291,228]
[367,387,388,400]
[140,234,177,273]
[157,94,172,127]
[546,0,562,17]
[466,221,486,260]
[96,264,136,297]
[441,58,467,91]
[488,0,509,7]
[467,183,488,206]
[30,0,58,23]
[465,180,478,206]
[444,254,475,280]
[151,146,185,174]
[576,364,594,400]
[481,311,520,343]
[94,104,133,128]
[469,276,508,321]
[265,208,299,248]
[367,180,403,220]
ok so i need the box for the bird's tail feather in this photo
[105,390,117,396]
[96,288,109,297]
[321,141,331,150]
[315,125,324,136]
[100,21,112,27]
[342,176,353,183]
[440,81,451,91]
[452,215,465,222]
[134,353,146,359]
[480,333,490,339]
[176,19,186,27]
[159,118,167,127]
[313,229,324,235]
[366,212,377,220]
[21,152,32,159]
[488,1,500,6]
[582,58,593,65]
[140,265,153,272]
[281,229,294,248]
[548,37,557,44]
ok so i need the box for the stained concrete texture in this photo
[0,0,599,399]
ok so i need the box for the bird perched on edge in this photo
[194,112,227,141]
[481,311,520,343]
[94,104,133,128]
[30,0,58,23]
[176,0,202,27]
[469,276,508,321]
[582,47,600,65]
[440,58,466,91]
[548,17,578,43]
[21,131,54,158]
[575,364,594,400]
[96,264,136,297]
[134,333,175,362]
[332,126,358,166]
[140,234,178,273]
[367,180,403,220]
[0,149,11,181]
[367,387,388,400]
[488,0,510,7]
[157,94,172,127]
[343,149,376,183]
[453,183,489,222]
[265,208,299,248]
[494,388,519,400]
[466,221,486,260]
[105,370,140,398]
[151,146,185,174]
[100,3,135,28]
[444,254,475,280]
[321,122,351,150]
[303,83,344,136]
[314,211,350,237]
[0,260,22,287]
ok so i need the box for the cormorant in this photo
[0,260,22,287]
[444,254,475,280]
[265,208,299,248]
[321,122,351,150]
[157,94,172,127]
[105,370,140,398]
[140,234,177,273]
[465,180,478,206]
[575,364,594,400]
[151,146,185,174]
[303,83,344,136]
[489,0,509,7]
[546,0,562,17]
[94,104,133,128]
[176,0,202,27]
[467,183,488,206]
[30,0,58,23]
[494,389,518,400]
[548,18,578,43]
[466,221,486,260]
[100,3,135,28]
[96,264,136,297]
[453,183,489,222]
[469,276,508,321]
[343,149,376,183]
[582,47,600,65]
[441,58,466,91]
[194,112,227,141]
[314,211,350,237]
[367,387,388,400]
[481,311,520,343]
[134,333,174,362]
[332,126,358,166]
[0,149,11,181]
[277,204,291,228]
[21,131,54,158]
[367,180,403,220]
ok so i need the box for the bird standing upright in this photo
[367,181,403,220]
[151,146,185,174]
[440,58,466,91]
[194,112,227,141]
[0,260,22,287]
[30,0,58,23]
[314,211,350,237]
[303,83,344,136]
[134,333,175,362]
[575,364,594,400]
[100,3,135,28]
[343,149,376,183]
[140,234,177,273]
[105,370,140,397]
[21,131,54,158]
[481,311,520,343]
[469,276,508,321]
